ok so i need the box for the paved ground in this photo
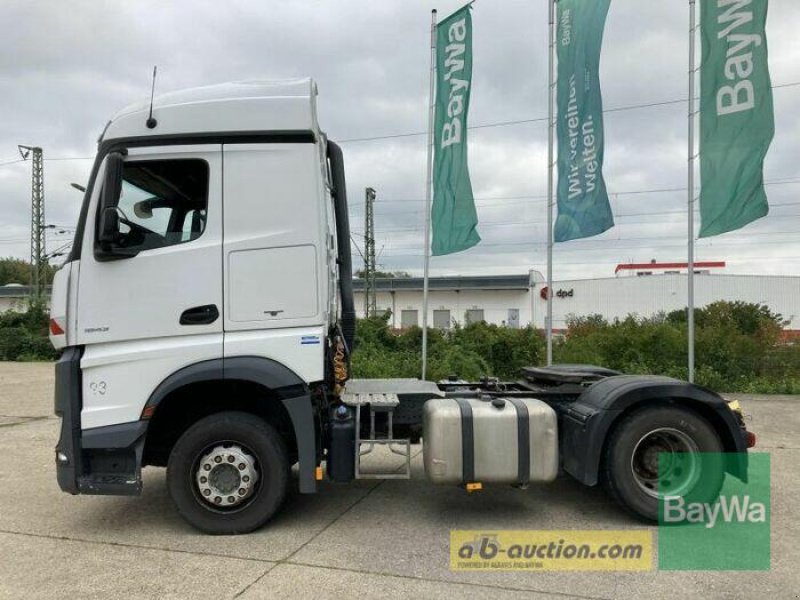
[0,362,797,599]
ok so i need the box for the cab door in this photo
[76,144,223,429]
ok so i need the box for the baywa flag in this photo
[555,0,614,243]
[431,4,480,256]
[699,0,774,237]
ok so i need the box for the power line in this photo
[350,178,800,208]
[43,156,94,161]
[373,253,800,266]
[336,80,800,144]
[0,155,94,170]
[355,236,800,256]
[368,210,800,235]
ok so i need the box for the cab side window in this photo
[110,158,209,252]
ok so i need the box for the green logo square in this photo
[658,452,770,570]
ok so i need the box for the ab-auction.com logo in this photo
[457,535,643,561]
[450,530,652,571]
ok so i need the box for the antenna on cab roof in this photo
[146,66,158,129]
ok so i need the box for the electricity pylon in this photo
[18,145,46,303]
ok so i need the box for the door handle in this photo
[180,304,219,325]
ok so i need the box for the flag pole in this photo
[421,8,437,380]
[546,0,556,365]
[687,0,697,383]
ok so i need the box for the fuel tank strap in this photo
[454,399,475,484]
[506,397,531,487]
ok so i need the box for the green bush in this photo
[3,299,797,395]
[349,302,799,394]
[0,303,58,361]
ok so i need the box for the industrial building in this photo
[5,262,798,334]
[0,285,34,313]
[353,262,800,332]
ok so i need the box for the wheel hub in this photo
[196,444,259,508]
[630,427,700,499]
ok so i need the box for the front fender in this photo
[145,356,318,493]
[559,375,748,486]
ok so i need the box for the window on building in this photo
[465,309,484,325]
[400,309,418,329]
[507,308,520,329]
[433,309,451,330]
[108,159,209,253]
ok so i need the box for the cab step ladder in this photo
[341,391,411,479]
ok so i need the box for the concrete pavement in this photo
[0,362,797,599]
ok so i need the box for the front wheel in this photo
[602,405,725,522]
[167,411,289,534]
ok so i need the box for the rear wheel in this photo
[167,411,289,534]
[602,405,725,521]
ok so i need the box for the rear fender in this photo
[559,375,748,486]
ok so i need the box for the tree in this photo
[0,257,57,286]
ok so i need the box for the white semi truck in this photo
[49,79,754,534]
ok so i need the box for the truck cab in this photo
[50,79,752,534]
[51,80,357,529]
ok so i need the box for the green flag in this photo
[555,0,614,243]
[431,5,480,256]
[699,0,774,237]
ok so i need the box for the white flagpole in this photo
[687,0,697,383]
[421,9,437,381]
[546,0,556,366]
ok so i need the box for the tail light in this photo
[49,319,64,336]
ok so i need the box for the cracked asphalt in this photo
[0,362,797,599]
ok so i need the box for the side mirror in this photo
[98,206,121,245]
[95,151,137,260]
[100,151,124,212]
[133,200,153,219]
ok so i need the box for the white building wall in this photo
[355,274,800,330]
[531,274,800,330]
[0,297,29,313]
[357,289,534,328]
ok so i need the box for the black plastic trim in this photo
[179,304,219,326]
[144,356,317,494]
[506,397,530,486]
[82,421,148,449]
[54,347,84,494]
[327,141,356,355]
[455,399,475,483]
[560,375,749,487]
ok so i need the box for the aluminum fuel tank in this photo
[423,397,558,485]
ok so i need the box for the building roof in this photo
[0,285,51,298]
[352,275,532,292]
[104,79,320,141]
[614,261,726,274]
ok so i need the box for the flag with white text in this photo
[432,4,480,256]
[555,0,614,243]
[699,0,774,237]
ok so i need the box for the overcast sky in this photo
[1,0,799,280]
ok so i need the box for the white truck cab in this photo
[51,79,752,534]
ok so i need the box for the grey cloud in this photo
[0,0,798,279]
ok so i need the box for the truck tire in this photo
[602,405,724,522]
[167,411,289,534]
